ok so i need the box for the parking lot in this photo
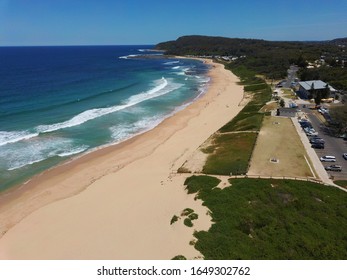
[303,109,347,180]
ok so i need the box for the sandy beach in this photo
[0,59,244,259]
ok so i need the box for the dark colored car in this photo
[311,143,324,149]
[310,138,325,144]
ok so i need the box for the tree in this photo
[279,98,285,107]
[329,103,347,135]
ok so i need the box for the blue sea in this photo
[0,46,210,191]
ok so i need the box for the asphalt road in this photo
[303,108,347,180]
[284,65,299,88]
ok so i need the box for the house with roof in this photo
[298,80,336,99]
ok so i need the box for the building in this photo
[298,80,336,99]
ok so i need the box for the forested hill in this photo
[155,35,345,56]
[156,35,346,82]
[156,35,303,56]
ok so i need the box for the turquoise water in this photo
[0,46,210,190]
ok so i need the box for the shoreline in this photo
[0,59,245,259]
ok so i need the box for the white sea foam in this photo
[110,115,164,143]
[119,54,139,59]
[0,130,39,147]
[174,67,191,76]
[163,61,179,65]
[3,137,89,171]
[36,77,182,134]
[172,66,180,69]
[56,145,89,157]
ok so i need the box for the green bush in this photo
[186,177,347,259]
[171,255,187,260]
[184,218,194,227]
[181,208,194,216]
[170,215,179,225]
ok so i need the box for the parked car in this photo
[310,138,325,144]
[301,122,313,128]
[343,153,347,160]
[325,165,342,172]
[306,130,318,136]
[312,143,324,149]
[320,156,336,162]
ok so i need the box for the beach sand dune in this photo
[0,60,244,259]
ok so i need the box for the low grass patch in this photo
[184,176,347,259]
[244,83,269,92]
[202,132,258,175]
[219,112,264,132]
[334,180,347,188]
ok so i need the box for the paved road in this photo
[284,65,299,88]
[302,108,347,180]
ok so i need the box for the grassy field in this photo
[219,65,272,133]
[184,175,347,259]
[202,132,258,175]
[194,65,272,176]
[248,116,314,178]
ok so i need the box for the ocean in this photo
[0,46,210,191]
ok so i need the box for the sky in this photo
[0,0,346,46]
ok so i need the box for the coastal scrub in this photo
[184,176,347,259]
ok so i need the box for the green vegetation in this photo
[184,218,194,227]
[200,63,271,176]
[170,215,179,225]
[202,132,258,175]
[181,208,194,216]
[279,98,285,107]
[181,208,199,227]
[334,180,347,188]
[329,103,347,135]
[184,176,347,259]
[299,66,347,91]
[170,206,202,228]
[171,255,187,260]
[219,65,271,133]
[184,175,221,195]
[156,35,346,81]
[189,213,199,220]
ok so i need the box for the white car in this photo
[320,156,336,162]
[343,153,347,160]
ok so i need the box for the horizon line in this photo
[0,43,157,48]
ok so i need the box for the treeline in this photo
[299,66,347,91]
[156,35,346,82]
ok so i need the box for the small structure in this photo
[298,80,336,99]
